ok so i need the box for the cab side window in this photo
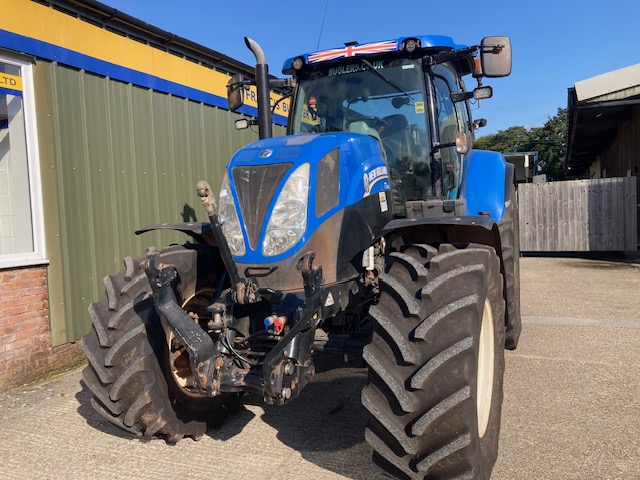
[433,63,467,143]
[432,63,469,198]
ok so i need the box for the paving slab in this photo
[0,256,638,479]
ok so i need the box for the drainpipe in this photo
[244,37,272,139]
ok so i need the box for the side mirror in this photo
[480,36,512,78]
[473,118,488,130]
[227,74,246,112]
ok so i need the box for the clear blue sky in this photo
[104,0,640,136]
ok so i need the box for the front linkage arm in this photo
[144,253,220,396]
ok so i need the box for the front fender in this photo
[135,222,217,247]
[383,215,500,251]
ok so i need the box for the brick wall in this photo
[0,265,85,391]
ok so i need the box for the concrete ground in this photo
[0,255,638,479]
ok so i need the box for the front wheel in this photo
[362,243,506,479]
[80,244,238,441]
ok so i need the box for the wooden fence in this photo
[518,177,638,251]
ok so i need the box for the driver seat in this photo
[380,114,411,166]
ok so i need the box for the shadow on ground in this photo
[75,367,384,479]
[234,368,384,480]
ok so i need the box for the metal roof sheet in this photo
[575,64,640,102]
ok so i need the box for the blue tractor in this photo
[82,35,520,479]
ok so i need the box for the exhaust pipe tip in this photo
[244,37,266,65]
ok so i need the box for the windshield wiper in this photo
[359,59,415,101]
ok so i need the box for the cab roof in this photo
[282,35,467,74]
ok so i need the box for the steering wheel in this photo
[349,116,389,133]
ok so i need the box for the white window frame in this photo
[0,54,47,269]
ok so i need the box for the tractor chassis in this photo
[143,250,350,406]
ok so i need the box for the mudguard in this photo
[135,222,217,247]
[465,149,508,221]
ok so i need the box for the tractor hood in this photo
[220,133,389,263]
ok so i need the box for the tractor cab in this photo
[290,55,433,210]
[282,36,511,214]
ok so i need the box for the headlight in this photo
[262,163,310,257]
[218,173,246,256]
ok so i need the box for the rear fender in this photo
[464,149,508,221]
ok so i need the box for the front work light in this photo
[235,119,249,130]
[218,173,246,256]
[292,57,305,70]
[262,163,310,257]
[403,39,420,52]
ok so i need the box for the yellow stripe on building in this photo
[0,0,288,116]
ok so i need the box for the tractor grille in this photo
[232,163,292,249]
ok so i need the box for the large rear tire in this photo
[80,244,238,441]
[362,243,505,479]
[500,196,522,350]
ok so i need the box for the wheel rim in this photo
[166,330,195,390]
[164,289,217,397]
[477,298,495,438]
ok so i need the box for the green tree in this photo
[529,108,567,179]
[474,108,567,179]
[474,125,532,153]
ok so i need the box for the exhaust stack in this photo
[244,37,272,139]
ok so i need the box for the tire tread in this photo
[363,243,506,479]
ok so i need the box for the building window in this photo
[0,55,45,268]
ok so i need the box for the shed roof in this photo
[566,63,640,175]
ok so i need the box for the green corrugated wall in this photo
[36,62,285,345]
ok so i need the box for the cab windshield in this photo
[291,58,434,203]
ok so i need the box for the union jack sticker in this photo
[308,40,398,64]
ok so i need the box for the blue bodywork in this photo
[464,150,508,222]
[226,34,510,269]
[227,133,389,263]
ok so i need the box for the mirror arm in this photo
[229,79,254,88]
[269,78,295,89]
[451,91,474,102]
[480,44,507,54]
[432,45,479,65]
